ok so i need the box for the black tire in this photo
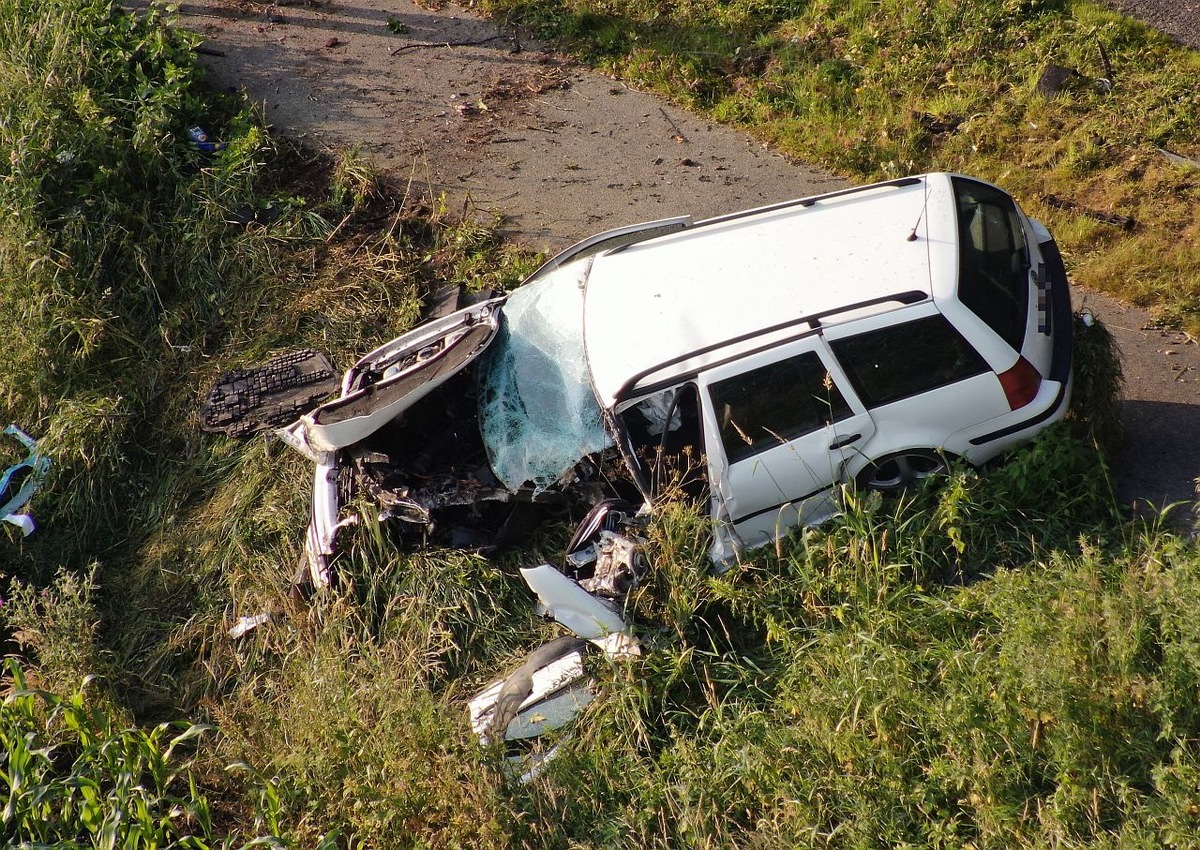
[855,449,956,494]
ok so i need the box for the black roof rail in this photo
[613,289,928,403]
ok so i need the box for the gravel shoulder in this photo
[156,0,1200,526]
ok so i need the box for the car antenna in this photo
[906,199,926,242]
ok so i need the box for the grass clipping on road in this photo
[1,1,1200,848]
[482,0,1200,333]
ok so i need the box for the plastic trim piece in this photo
[524,215,693,284]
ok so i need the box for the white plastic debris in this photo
[228,611,272,639]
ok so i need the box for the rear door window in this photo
[709,350,852,464]
[954,176,1030,350]
[829,314,988,409]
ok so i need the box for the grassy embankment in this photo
[1,1,1199,848]
[481,0,1200,333]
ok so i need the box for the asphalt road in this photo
[1104,0,1200,48]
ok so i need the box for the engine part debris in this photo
[201,349,338,437]
[562,499,648,598]
[578,531,648,598]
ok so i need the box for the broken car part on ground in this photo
[205,172,1075,764]
[469,501,645,781]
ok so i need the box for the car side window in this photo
[709,350,852,464]
[829,314,988,409]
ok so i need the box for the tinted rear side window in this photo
[954,177,1030,350]
[710,351,852,464]
[830,314,989,409]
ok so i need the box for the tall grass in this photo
[502,434,1200,848]
[0,0,538,714]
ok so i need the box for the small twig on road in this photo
[659,107,688,143]
[390,35,505,56]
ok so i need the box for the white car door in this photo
[699,335,874,552]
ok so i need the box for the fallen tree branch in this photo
[1042,194,1135,230]
[659,107,688,144]
[390,35,505,56]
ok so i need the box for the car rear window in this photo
[954,176,1030,350]
[709,350,852,464]
[830,314,989,409]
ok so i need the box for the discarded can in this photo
[187,126,225,153]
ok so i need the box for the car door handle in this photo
[828,433,862,450]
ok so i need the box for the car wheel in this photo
[856,450,953,494]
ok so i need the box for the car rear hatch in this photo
[950,176,1071,407]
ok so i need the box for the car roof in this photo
[579,173,961,408]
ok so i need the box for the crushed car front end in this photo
[282,263,652,591]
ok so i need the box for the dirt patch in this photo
[153,0,1199,527]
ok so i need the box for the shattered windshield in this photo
[477,262,614,493]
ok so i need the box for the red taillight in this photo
[998,356,1042,410]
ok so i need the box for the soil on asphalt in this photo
[151,0,1200,528]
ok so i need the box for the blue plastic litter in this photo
[1,424,51,537]
[187,126,226,153]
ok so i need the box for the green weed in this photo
[0,657,259,848]
[504,438,1199,848]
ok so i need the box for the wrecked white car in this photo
[207,172,1073,588]
[205,172,1075,770]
